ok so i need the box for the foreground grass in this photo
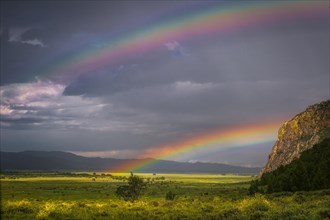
[1,173,329,219]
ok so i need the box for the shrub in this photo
[249,180,260,195]
[116,185,132,201]
[150,201,159,207]
[4,200,35,214]
[116,173,146,201]
[165,191,176,201]
[318,209,330,219]
[239,194,271,219]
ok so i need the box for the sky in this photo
[0,1,329,167]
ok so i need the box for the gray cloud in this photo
[0,81,105,130]
[1,1,329,166]
[63,23,329,97]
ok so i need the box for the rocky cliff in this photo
[262,100,330,174]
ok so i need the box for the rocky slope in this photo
[262,100,330,173]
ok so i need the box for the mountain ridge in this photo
[0,151,260,174]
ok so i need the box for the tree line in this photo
[250,138,330,194]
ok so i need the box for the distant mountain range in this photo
[0,151,260,174]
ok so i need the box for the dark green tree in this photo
[165,191,176,200]
[251,138,330,193]
[116,173,147,201]
[248,180,259,195]
[291,159,309,191]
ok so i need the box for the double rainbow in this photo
[37,1,327,172]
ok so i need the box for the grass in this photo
[1,172,329,219]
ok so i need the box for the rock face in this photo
[262,100,330,174]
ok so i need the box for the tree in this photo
[165,191,176,200]
[116,173,146,201]
[248,180,259,195]
[252,138,330,193]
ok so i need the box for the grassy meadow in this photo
[1,172,329,219]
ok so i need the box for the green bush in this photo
[318,209,330,219]
[116,173,146,201]
[165,191,176,200]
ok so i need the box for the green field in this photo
[1,172,329,219]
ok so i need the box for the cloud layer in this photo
[1,1,329,166]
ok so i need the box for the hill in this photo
[0,151,260,174]
[250,138,330,193]
[262,100,330,173]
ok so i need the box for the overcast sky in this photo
[1,1,329,167]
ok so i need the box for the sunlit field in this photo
[1,172,329,219]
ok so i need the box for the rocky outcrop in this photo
[262,100,330,174]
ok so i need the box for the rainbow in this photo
[109,120,283,172]
[34,1,327,172]
[40,1,327,81]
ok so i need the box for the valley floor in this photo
[1,172,329,219]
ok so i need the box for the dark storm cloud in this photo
[62,20,329,97]
[1,1,329,166]
[1,1,185,85]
